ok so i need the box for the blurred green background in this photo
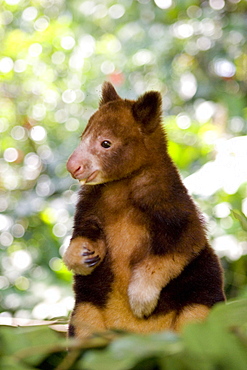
[0,0,247,322]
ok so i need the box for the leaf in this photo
[181,300,247,370]
[231,210,247,231]
[208,299,247,328]
[0,356,35,370]
[81,331,182,370]
[0,325,67,367]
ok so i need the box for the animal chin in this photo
[79,170,100,185]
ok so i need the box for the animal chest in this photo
[98,185,150,290]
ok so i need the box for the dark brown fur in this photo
[63,82,225,338]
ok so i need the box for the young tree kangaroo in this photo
[63,82,225,338]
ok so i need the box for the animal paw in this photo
[128,281,160,319]
[63,237,103,275]
[81,246,101,269]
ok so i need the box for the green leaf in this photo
[0,356,35,370]
[182,300,247,370]
[231,210,247,231]
[82,331,182,370]
[0,325,67,367]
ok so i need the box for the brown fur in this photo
[64,82,225,338]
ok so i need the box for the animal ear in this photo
[99,81,121,107]
[132,91,162,134]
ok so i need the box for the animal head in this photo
[67,82,164,185]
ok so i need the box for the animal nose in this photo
[66,157,83,178]
[74,166,83,176]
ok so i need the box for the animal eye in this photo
[101,140,112,149]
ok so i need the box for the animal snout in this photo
[67,156,84,178]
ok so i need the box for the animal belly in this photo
[101,212,176,332]
[102,285,176,333]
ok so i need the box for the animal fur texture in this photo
[63,82,225,338]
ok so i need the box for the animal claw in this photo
[85,256,100,267]
[82,250,94,256]
[87,261,100,267]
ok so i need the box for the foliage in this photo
[0,299,247,370]
[0,0,247,322]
